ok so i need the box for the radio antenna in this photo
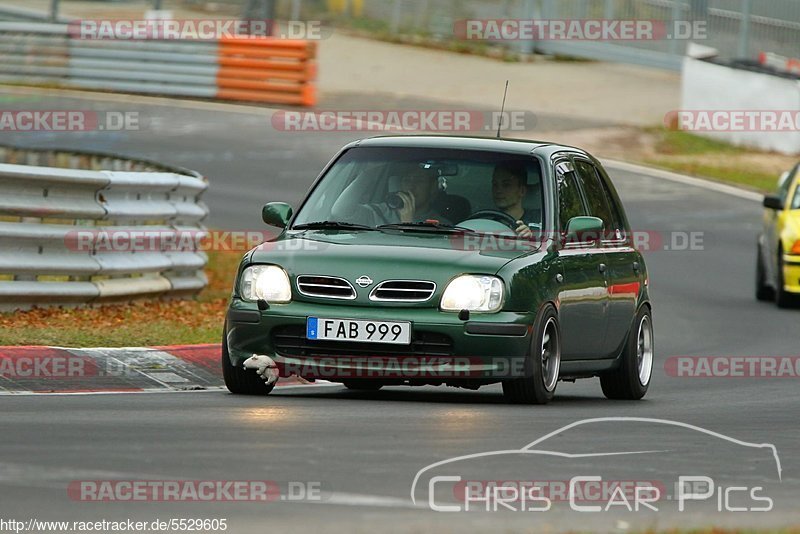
[496,80,509,139]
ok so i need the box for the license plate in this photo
[306,317,411,345]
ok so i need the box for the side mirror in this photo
[565,216,604,243]
[763,195,784,211]
[262,202,293,228]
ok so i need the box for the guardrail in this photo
[0,22,317,106]
[0,5,67,23]
[0,145,209,311]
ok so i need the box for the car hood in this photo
[249,230,533,304]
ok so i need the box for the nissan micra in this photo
[223,136,653,404]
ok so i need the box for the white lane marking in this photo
[602,159,763,202]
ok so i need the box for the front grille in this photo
[369,280,436,302]
[272,325,453,357]
[296,275,356,300]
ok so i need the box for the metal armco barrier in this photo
[0,146,209,311]
[0,22,317,106]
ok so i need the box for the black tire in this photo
[601,306,653,400]
[775,248,796,308]
[756,241,775,301]
[221,327,274,395]
[502,303,561,405]
[342,381,383,391]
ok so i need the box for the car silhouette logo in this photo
[356,275,373,288]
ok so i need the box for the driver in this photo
[491,162,539,237]
[392,164,447,223]
[330,163,451,226]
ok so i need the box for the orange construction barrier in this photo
[217,36,317,107]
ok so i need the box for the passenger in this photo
[491,162,539,237]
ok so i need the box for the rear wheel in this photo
[756,241,775,301]
[502,304,561,405]
[221,327,274,395]
[601,306,653,400]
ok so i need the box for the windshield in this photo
[291,147,545,236]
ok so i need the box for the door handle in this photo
[598,263,607,273]
[556,273,564,283]
[633,261,640,272]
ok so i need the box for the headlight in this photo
[239,265,291,303]
[440,275,504,312]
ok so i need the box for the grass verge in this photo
[0,251,240,347]
[642,128,790,193]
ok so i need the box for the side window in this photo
[792,175,800,210]
[574,160,616,233]
[778,165,797,202]
[594,165,626,236]
[555,161,586,232]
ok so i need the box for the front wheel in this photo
[775,249,796,308]
[756,241,775,301]
[601,306,653,400]
[502,304,561,405]
[221,327,274,396]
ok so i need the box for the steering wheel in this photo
[461,209,519,230]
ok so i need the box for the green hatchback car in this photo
[223,136,653,404]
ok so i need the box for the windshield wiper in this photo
[377,221,477,234]
[292,221,377,231]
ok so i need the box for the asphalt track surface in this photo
[0,89,798,532]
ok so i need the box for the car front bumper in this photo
[225,298,533,384]
[783,256,800,294]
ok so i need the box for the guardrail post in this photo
[603,0,614,21]
[49,0,59,22]
[517,0,536,55]
[390,0,402,34]
[737,0,752,59]
[669,0,683,56]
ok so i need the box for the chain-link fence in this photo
[4,0,799,69]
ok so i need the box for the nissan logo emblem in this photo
[355,275,373,288]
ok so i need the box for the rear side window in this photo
[574,160,620,235]
[555,161,586,232]
[778,164,797,202]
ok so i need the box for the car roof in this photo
[348,135,590,159]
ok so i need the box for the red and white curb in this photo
[0,345,332,394]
